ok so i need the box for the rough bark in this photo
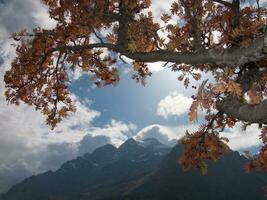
[216,98,267,124]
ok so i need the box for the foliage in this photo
[3,0,267,192]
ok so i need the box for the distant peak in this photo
[87,144,118,165]
[120,138,139,147]
[91,143,117,155]
[118,138,144,153]
[126,138,138,143]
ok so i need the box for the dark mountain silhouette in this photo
[1,138,267,200]
[125,145,267,200]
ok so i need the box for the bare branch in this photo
[92,29,104,44]
[49,43,117,54]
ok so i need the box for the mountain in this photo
[126,145,267,200]
[0,138,171,200]
[1,138,267,200]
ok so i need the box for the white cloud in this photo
[0,0,55,42]
[135,124,198,146]
[221,123,262,151]
[147,0,179,30]
[89,120,137,147]
[157,92,192,118]
[136,123,263,153]
[147,62,166,72]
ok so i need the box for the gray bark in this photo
[216,98,267,124]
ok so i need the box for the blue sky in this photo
[0,0,265,194]
[70,67,192,127]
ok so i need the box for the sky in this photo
[0,0,265,194]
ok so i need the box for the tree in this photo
[4,0,267,180]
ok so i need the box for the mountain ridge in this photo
[1,138,267,200]
[0,138,170,200]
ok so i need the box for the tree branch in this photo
[48,31,267,66]
[123,32,267,65]
[232,0,240,28]
[49,43,117,54]
[213,0,240,28]
[180,0,202,51]
[117,0,129,49]
[212,0,233,7]
[92,29,104,44]
[216,64,265,124]
[216,98,267,124]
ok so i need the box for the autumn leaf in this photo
[184,77,190,88]
[161,13,171,23]
[226,81,242,97]
[213,84,226,94]
[188,100,198,122]
[192,73,201,81]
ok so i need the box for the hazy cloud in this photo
[78,135,111,155]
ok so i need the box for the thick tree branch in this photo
[216,98,267,124]
[117,0,129,49]
[124,32,267,65]
[49,31,267,66]
[216,64,265,124]
[237,64,261,93]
